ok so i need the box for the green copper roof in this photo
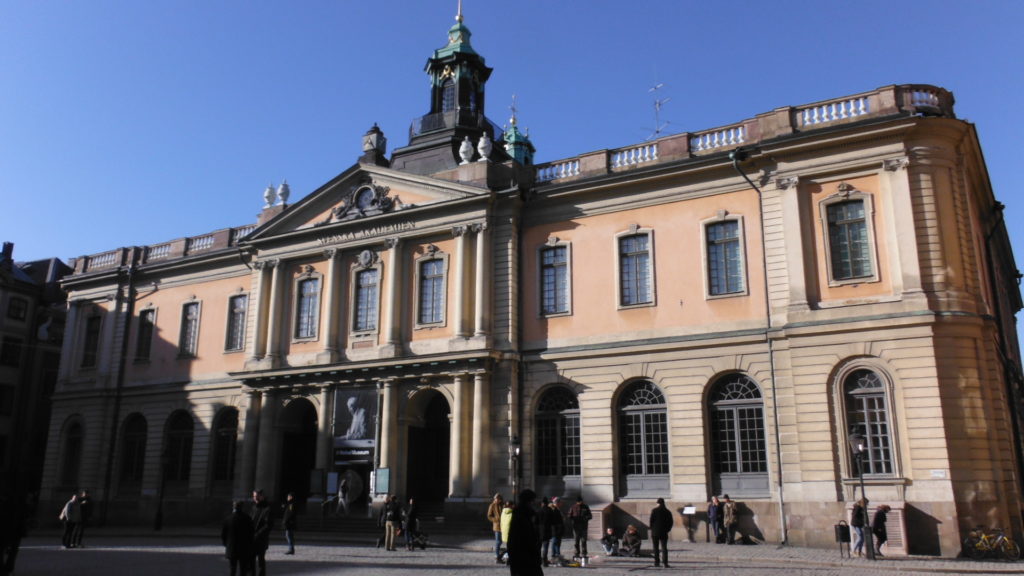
[433,19,481,60]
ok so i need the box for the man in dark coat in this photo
[649,497,674,568]
[72,490,91,548]
[506,489,543,576]
[250,490,272,576]
[222,501,255,576]
[567,496,592,560]
[281,492,296,555]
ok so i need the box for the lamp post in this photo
[510,435,521,504]
[848,432,875,560]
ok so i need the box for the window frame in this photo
[162,410,195,494]
[819,187,879,286]
[118,413,147,495]
[59,418,84,488]
[534,386,581,478]
[414,250,449,328]
[708,373,770,498]
[702,214,749,298]
[841,367,898,478]
[350,258,382,335]
[538,239,572,317]
[224,294,248,352]
[178,301,201,358]
[209,407,239,488]
[6,296,28,321]
[616,379,669,498]
[135,307,156,362]
[614,227,656,309]
[292,272,322,342]
[80,314,102,369]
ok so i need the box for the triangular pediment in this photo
[245,164,486,242]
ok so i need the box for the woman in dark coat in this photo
[872,504,890,556]
[507,490,543,576]
[222,501,255,576]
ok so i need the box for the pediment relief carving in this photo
[316,179,405,227]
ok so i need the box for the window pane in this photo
[355,269,379,332]
[536,416,558,476]
[619,235,651,305]
[211,409,238,482]
[164,412,194,482]
[828,200,872,280]
[618,380,667,477]
[81,316,101,367]
[419,260,444,324]
[845,370,893,475]
[707,221,744,295]
[136,310,155,360]
[225,295,247,351]
[179,303,199,356]
[295,279,319,339]
[541,246,569,314]
[60,423,83,486]
[119,415,147,487]
[711,375,767,477]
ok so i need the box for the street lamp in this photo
[510,435,521,504]
[848,431,875,560]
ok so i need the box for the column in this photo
[379,381,398,472]
[265,260,286,362]
[452,226,469,337]
[470,372,490,497]
[776,177,809,313]
[315,385,333,472]
[320,250,341,360]
[384,239,403,346]
[473,223,490,337]
[58,301,81,381]
[238,390,262,495]
[254,390,279,493]
[449,374,469,497]
[247,261,273,361]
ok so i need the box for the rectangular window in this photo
[178,302,200,357]
[135,309,155,361]
[225,295,248,351]
[7,297,28,321]
[354,269,379,332]
[541,246,569,314]
[81,316,101,368]
[707,221,744,295]
[0,384,14,416]
[0,338,22,367]
[828,200,872,280]
[619,234,652,306]
[294,279,319,339]
[418,260,444,324]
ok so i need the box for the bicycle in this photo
[962,526,1021,561]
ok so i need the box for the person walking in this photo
[850,498,868,557]
[250,490,272,576]
[222,501,255,576]
[72,490,91,548]
[506,489,543,576]
[649,497,673,568]
[487,493,505,563]
[567,496,592,560]
[547,497,565,564]
[58,493,80,549]
[708,496,722,543]
[500,501,514,562]
[872,504,890,556]
[281,493,296,555]
[722,494,738,545]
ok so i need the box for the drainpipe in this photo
[730,148,788,546]
[99,248,138,525]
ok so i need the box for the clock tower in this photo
[390,6,509,175]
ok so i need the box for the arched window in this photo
[59,419,83,488]
[210,408,239,489]
[163,411,194,494]
[844,369,893,475]
[118,413,147,495]
[709,374,768,497]
[535,387,580,477]
[618,380,668,496]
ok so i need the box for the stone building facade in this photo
[39,13,1023,557]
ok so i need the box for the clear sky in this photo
[3,1,1023,271]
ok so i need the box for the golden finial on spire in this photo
[509,94,518,126]
[456,0,463,22]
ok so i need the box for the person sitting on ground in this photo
[600,528,620,556]
[620,524,641,557]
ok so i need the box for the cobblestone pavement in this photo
[12,530,1023,576]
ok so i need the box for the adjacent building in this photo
[39,12,1023,557]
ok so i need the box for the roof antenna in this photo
[644,83,671,140]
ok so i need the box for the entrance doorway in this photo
[278,398,317,507]
[405,391,450,503]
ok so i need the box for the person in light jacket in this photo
[487,493,505,563]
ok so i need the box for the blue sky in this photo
[3,0,1023,275]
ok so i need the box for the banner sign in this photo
[333,387,378,465]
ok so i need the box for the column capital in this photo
[775,175,800,190]
[323,248,339,259]
[384,237,401,249]
[882,157,910,171]
[452,224,470,237]
[254,258,279,270]
[470,221,488,234]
